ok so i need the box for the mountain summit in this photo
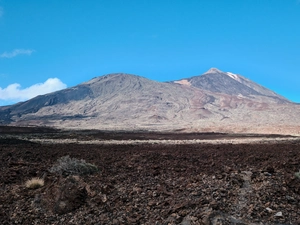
[174,68,288,102]
[0,69,299,135]
[203,68,223,74]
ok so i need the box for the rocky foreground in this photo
[1,130,300,224]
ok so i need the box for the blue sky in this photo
[0,0,299,106]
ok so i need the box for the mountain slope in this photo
[174,68,288,103]
[0,70,299,135]
[0,73,208,125]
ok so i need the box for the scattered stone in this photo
[266,207,273,213]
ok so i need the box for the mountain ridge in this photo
[0,68,299,135]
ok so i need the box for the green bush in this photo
[49,155,99,176]
[295,170,300,179]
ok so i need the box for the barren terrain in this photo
[1,127,300,224]
[2,71,300,136]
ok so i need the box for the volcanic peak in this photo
[203,68,223,74]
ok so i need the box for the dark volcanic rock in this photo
[1,133,300,224]
[40,175,88,215]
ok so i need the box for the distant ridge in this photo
[0,68,299,135]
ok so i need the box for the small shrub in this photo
[25,178,44,189]
[49,155,99,176]
[295,170,300,179]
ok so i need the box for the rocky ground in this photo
[1,127,300,224]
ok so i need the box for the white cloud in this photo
[0,49,36,58]
[0,78,67,103]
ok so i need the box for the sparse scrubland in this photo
[1,129,300,224]
[49,155,99,176]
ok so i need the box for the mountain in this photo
[173,68,289,103]
[0,69,299,135]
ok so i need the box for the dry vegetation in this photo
[25,178,44,189]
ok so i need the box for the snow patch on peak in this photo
[226,72,241,82]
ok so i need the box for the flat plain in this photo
[1,127,300,225]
